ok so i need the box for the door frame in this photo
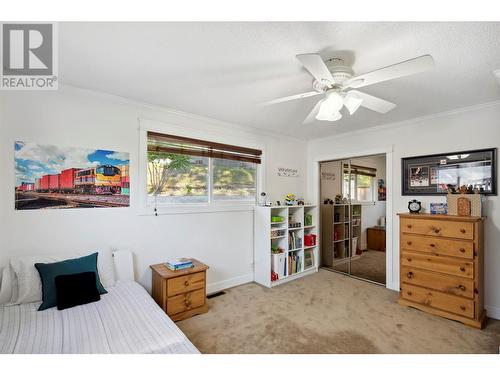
[312,146,397,291]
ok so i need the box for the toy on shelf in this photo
[285,193,296,206]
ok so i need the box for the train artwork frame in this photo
[15,141,130,210]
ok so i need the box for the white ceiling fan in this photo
[261,53,435,123]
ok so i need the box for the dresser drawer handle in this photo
[429,243,435,247]
[407,224,412,229]
[458,285,466,291]
[459,266,466,272]
[460,228,466,234]
[406,271,414,279]
[184,280,190,286]
[407,258,412,262]
[407,291,412,296]
[433,227,441,234]
[459,248,466,253]
[184,299,192,307]
[406,241,412,246]
[460,305,466,311]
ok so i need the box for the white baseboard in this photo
[486,305,500,320]
[207,273,253,294]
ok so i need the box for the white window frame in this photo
[138,118,265,215]
[343,170,377,205]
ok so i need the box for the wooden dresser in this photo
[398,214,486,328]
[150,259,209,321]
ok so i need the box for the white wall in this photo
[0,86,308,293]
[307,101,500,318]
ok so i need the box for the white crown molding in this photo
[58,83,306,144]
[310,99,500,143]
[58,83,500,146]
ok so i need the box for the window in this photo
[146,131,261,205]
[342,164,376,203]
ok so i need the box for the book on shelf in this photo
[287,253,301,275]
[288,231,302,250]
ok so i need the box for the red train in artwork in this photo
[18,165,129,196]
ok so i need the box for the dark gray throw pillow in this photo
[35,252,107,311]
[55,272,100,310]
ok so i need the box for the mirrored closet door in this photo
[320,154,387,285]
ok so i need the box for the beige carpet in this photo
[327,250,386,284]
[177,270,500,354]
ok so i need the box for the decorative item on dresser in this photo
[397,214,486,329]
[150,259,209,322]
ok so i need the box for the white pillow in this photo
[9,253,80,305]
[0,266,12,304]
[90,249,115,289]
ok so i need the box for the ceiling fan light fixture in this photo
[343,92,363,115]
[316,110,342,122]
[315,90,344,121]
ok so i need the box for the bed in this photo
[0,252,199,354]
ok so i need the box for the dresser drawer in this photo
[166,288,205,315]
[401,234,474,259]
[401,218,473,240]
[167,271,205,297]
[401,251,473,279]
[401,266,474,299]
[401,283,474,318]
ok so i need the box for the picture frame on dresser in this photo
[401,148,497,196]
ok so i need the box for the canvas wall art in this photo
[15,141,130,210]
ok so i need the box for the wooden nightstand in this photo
[150,259,209,322]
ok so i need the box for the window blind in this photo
[343,164,377,177]
[147,131,262,164]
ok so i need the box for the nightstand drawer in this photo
[401,218,473,240]
[166,288,205,316]
[401,234,474,259]
[401,251,473,279]
[167,271,206,297]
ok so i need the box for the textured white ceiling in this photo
[60,22,500,139]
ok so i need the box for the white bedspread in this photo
[0,280,199,354]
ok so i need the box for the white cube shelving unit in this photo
[254,205,318,287]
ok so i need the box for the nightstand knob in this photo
[407,241,412,246]
[184,300,191,307]
[429,243,435,247]
[459,248,465,253]
[407,224,412,229]
[184,280,190,286]
[460,228,466,234]
[460,305,466,311]
[406,272,414,279]
[458,285,466,291]
[460,266,466,272]
[407,291,412,296]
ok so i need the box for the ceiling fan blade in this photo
[343,54,434,89]
[296,53,335,85]
[260,91,321,106]
[303,99,324,124]
[349,90,396,114]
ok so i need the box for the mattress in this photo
[0,280,199,354]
